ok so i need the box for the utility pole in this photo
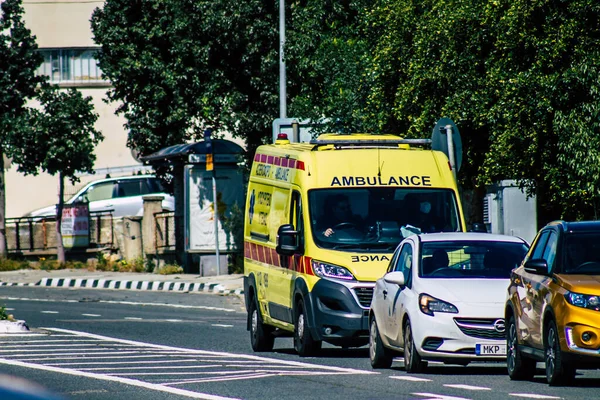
[279,0,287,119]
[204,129,220,275]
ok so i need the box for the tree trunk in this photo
[0,147,7,258]
[55,172,66,264]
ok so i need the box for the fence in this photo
[5,211,115,253]
[154,211,177,251]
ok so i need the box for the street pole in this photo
[279,0,286,119]
[204,129,220,275]
[445,124,457,181]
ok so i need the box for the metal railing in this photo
[154,211,177,250]
[5,211,115,253]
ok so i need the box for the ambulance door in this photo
[265,187,295,324]
[283,190,303,318]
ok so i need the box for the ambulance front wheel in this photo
[294,298,322,356]
[249,296,274,352]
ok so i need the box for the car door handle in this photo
[383,290,387,299]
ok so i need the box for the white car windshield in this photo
[420,240,529,279]
[309,188,461,252]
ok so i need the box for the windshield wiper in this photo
[332,242,398,251]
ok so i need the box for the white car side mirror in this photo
[384,271,405,286]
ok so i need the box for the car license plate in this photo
[475,343,506,355]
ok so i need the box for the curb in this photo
[0,278,244,295]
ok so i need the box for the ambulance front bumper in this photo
[307,279,374,347]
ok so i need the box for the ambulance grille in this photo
[353,287,374,308]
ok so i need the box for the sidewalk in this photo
[0,269,244,295]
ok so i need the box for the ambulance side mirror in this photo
[277,224,299,256]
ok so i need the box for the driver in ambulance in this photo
[319,194,364,237]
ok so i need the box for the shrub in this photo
[0,258,31,272]
[158,264,183,275]
[0,305,15,321]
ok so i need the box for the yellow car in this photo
[505,220,600,385]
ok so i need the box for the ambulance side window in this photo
[290,191,304,252]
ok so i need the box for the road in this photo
[1,286,599,400]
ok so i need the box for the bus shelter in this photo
[142,139,245,274]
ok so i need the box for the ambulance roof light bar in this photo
[309,139,432,147]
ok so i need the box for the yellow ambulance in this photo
[244,132,466,356]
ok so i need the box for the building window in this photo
[36,48,104,84]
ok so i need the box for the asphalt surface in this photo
[0,269,244,333]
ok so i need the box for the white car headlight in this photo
[565,291,600,311]
[311,260,355,281]
[419,293,458,316]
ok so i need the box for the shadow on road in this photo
[390,363,508,376]
[274,347,370,359]
[528,374,600,388]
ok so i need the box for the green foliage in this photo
[0,0,45,143]
[91,0,600,222]
[286,0,375,133]
[144,257,156,273]
[13,86,104,183]
[158,264,183,275]
[38,256,62,270]
[357,0,600,221]
[222,203,244,274]
[91,0,278,164]
[0,258,30,271]
[0,0,45,256]
[11,85,104,263]
[0,305,14,321]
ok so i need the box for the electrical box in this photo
[484,180,537,244]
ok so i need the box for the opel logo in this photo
[494,319,506,333]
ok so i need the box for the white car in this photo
[369,232,529,371]
[26,175,174,218]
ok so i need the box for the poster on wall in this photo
[185,166,244,252]
[61,203,90,248]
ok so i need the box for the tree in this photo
[91,0,280,268]
[348,0,600,223]
[285,0,375,133]
[91,0,279,162]
[0,0,44,257]
[12,86,103,263]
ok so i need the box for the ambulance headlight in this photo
[311,260,355,281]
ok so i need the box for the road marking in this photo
[390,376,432,382]
[82,314,101,317]
[124,317,143,320]
[212,324,233,328]
[0,296,238,313]
[444,384,491,391]
[413,394,471,400]
[0,358,235,400]
[80,365,222,371]
[509,394,561,399]
[41,311,59,314]
[0,327,376,398]
[0,339,103,343]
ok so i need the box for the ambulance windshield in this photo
[309,188,461,251]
